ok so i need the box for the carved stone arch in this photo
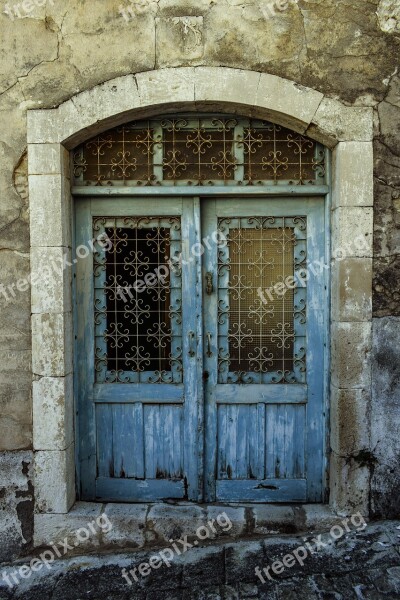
[28,67,373,538]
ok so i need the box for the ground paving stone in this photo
[0,521,399,599]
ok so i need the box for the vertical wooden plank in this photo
[215,402,267,482]
[96,404,113,478]
[161,405,173,478]
[143,405,183,479]
[226,405,238,479]
[181,197,203,499]
[265,404,306,480]
[169,404,184,479]
[75,198,97,499]
[132,402,144,479]
[202,199,218,500]
[282,406,293,478]
[144,404,158,478]
[236,405,249,479]
[193,197,205,499]
[217,405,227,479]
[292,405,306,478]
[256,403,266,480]
[112,405,138,478]
[266,405,281,479]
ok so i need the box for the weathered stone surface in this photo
[256,73,323,133]
[146,504,206,544]
[330,387,371,456]
[308,99,373,146]
[371,317,400,518]
[0,451,33,562]
[29,175,72,247]
[103,503,147,548]
[1,521,400,598]
[253,505,295,535]
[332,142,374,208]
[0,246,32,453]
[156,17,204,67]
[32,501,347,556]
[373,256,400,317]
[0,346,32,452]
[331,322,372,389]
[206,505,247,539]
[332,207,373,259]
[32,376,74,451]
[377,0,400,34]
[331,257,372,322]
[31,312,73,377]
[34,444,75,513]
[0,18,58,95]
[28,144,69,178]
[34,503,103,549]
[194,67,260,107]
[30,247,72,314]
[329,451,370,515]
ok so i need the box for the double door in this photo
[75,196,326,502]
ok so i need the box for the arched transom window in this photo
[73,114,326,187]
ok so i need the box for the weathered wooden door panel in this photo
[202,198,326,503]
[76,196,326,503]
[75,198,203,502]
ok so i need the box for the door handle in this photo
[206,332,213,357]
[188,331,196,357]
[205,272,213,295]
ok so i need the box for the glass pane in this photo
[81,125,159,184]
[93,217,182,384]
[162,118,236,182]
[73,115,325,187]
[218,217,307,384]
[242,125,318,183]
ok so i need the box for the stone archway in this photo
[27,67,373,542]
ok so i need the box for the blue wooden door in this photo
[75,197,203,501]
[76,196,326,502]
[202,198,326,502]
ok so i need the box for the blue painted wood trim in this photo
[213,384,308,404]
[181,198,204,501]
[304,200,326,502]
[72,185,329,198]
[96,477,185,502]
[193,197,205,502]
[92,384,184,403]
[72,190,80,500]
[202,199,218,502]
[75,199,96,500]
[216,479,307,503]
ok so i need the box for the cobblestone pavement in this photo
[0,520,400,599]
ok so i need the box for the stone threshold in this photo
[2,521,398,600]
[33,502,347,554]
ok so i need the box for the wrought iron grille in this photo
[93,216,182,384]
[217,216,307,384]
[73,115,325,187]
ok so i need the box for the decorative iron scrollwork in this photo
[217,216,307,384]
[93,216,183,384]
[73,115,326,187]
